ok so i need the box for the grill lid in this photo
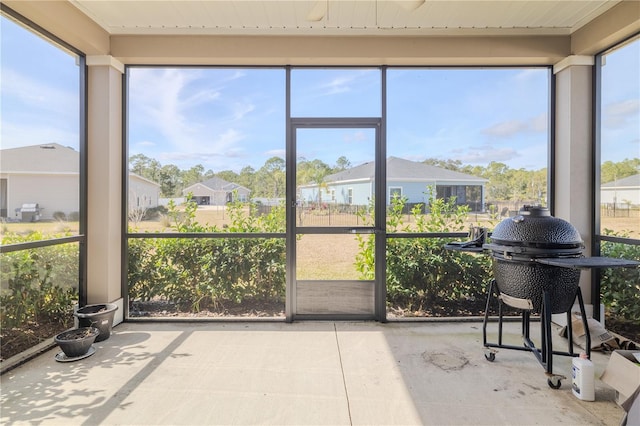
[20,203,40,213]
[489,205,583,250]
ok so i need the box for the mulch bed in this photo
[1,319,73,363]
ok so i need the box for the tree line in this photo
[130,154,352,200]
[130,153,639,204]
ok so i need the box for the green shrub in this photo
[128,196,285,312]
[144,205,168,220]
[52,211,67,221]
[355,190,492,312]
[600,231,640,322]
[1,231,79,289]
[0,253,78,329]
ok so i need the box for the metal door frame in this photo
[286,118,386,321]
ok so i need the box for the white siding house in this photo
[299,157,487,211]
[183,177,251,206]
[129,174,161,211]
[0,143,160,221]
[601,174,640,206]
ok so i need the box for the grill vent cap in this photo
[490,205,583,249]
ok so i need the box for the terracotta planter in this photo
[54,327,100,358]
[74,303,118,342]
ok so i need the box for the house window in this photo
[348,188,353,205]
[390,187,403,200]
[437,186,453,200]
[331,189,336,202]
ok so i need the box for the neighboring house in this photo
[600,174,640,206]
[129,174,161,212]
[0,143,160,220]
[183,177,250,206]
[299,156,487,211]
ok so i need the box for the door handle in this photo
[349,228,379,234]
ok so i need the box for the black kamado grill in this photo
[448,205,640,389]
[486,205,584,315]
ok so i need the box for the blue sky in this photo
[2,15,638,174]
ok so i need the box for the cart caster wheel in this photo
[484,352,496,362]
[547,377,562,389]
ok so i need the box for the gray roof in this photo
[325,156,487,184]
[601,174,640,188]
[0,143,79,173]
[186,176,250,193]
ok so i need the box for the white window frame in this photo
[389,187,403,199]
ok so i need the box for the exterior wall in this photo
[389,181,434,205]
[2,172,158,220]
[234,188,250,202]
[128,178,160,210]
[299,187,319,204]
[184,183,215,204]
[6,174,78,220]
[212,192,227,205]
[303,180,483,206]
[600,187,640,205]
[307,182,373,205]
[335,182,370,205]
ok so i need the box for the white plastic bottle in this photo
[572,352,595,401]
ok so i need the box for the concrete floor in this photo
[0,321,625,425]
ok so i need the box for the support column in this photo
[553,55,595,306]
[86,55,124,324]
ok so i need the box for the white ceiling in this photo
[69,0,622,37]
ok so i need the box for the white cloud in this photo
[482,113,547,138]
[1,68,78,115]
[482,120,528,137]
[343,130,368,143]
[130,68,255,155]
[1,121,78,149]
[320,75,353,95]
[0,68,80,148]
[513,69,542,82]
[603,99,639,128]
[452,146,520,164]
[317,70,375,96]
[529,113,548,132]
[232,101,255,120]
[264,149,286,158]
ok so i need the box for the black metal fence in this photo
[601,204,640,217]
